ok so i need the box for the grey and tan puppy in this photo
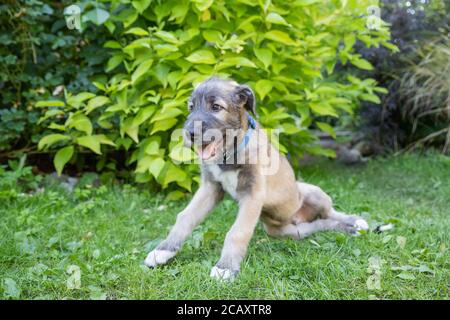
[144,77,369,280]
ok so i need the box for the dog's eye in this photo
[188,103,194,111]
[211,104,222,112]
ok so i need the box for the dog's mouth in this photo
[196,138,222,161]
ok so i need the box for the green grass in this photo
[1,154,449,299]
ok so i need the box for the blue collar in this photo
[236,113,256,154]
[223,113,256,163]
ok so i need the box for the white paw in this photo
[352,218,369,236]
[210,266,236,281]
[144,249,176,268]
[355,218,369,231]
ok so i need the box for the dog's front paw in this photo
[144,249,176,268]
[210,266,237,282]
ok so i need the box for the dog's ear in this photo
[235,85,256,115]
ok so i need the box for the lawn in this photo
[0,154,449,299]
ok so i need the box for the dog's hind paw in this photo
[354,218,369,232]
[144,249,176,268]
[210,266,237,282]
[340,216,369,236]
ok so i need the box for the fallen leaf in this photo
[396,236,407,249]
[397,272,416,280]
[418,265,434,274]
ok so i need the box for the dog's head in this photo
[184,77,256,163]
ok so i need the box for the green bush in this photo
[37,0,394,191]
[399,37,450,153]
[0,0,109,154]
[355,0,448,153]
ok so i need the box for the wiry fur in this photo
[145,78,369,281]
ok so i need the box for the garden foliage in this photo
[33,0,394,190]
[0,0,109,153]
[357,0,449,153]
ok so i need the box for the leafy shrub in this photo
[0,155,41,200]
[37,0,393,190]
[0,0,109,155]
[356,0,449,152]
[399,37,450,153]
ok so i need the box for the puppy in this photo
[145,77,369,280]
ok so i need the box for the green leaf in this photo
[132,106,155,127]
[66,92,96,107]
[351,58,374,70]
[255,80,273,100]
[122,118,140,143]
[374,87,388,94]
[316,122,336,138]
[86,96,110,114]
[216,57,257,70]
[186,50,216,64]
[106,54,124,72]
[418,265,434,274]
[192,0,214,11]
[161,162,187,186]
[264,30,297,46]
[166,190,185,201]
[132,59,154,83]
[54,146,74,176]
[360,93,381,104]
[125,27,149,36]
[132,0,152,13]
[266,12,290,26]
[281,123,301,134]
[154,31,182,45]
[151,119,178,134]
[38,134,71,150]
[344,33,356,50]
[149,157,165,178]
[151,108,183,123]
[136,156,165,178]
[202,30,222,43]
[85,8,110,25]
[294,0,322,5]
[144,139,160,155]
[96,134,116,147]
[48,123,66,131]
[77,136,102,154]
[397,272,416,281]
[103,41,121,49]
[254,48,272,69]
[36,100,65,108]
[68,114,92,135]
[309,102,338,117]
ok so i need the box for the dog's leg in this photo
[264,219,363,239]
[327,209,369,234]
[210,195,263,281]
[144,181,223,268]
[296,182,369,235]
